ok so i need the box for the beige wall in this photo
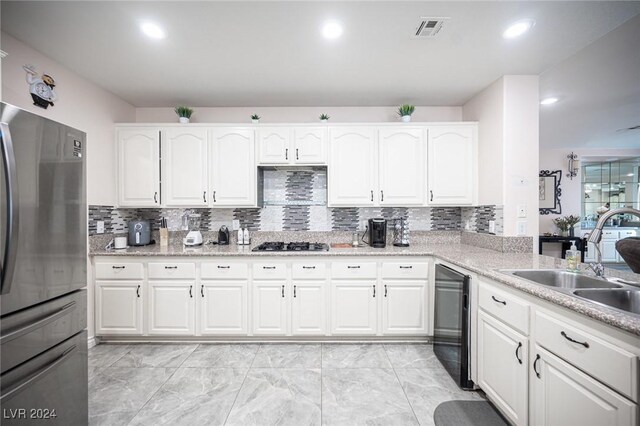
[1,32,136,206]
[463,75,540,239]
[135,106,462,123]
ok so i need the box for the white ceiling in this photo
[2,1,640,107]
[540,13,640,150]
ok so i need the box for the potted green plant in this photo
[174,106,194,124]
[319,113,330,123]
[397,104,415,122]
[564,214,581,237]
[251,114,261,124]
[553,217,569,237]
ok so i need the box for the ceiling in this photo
[540,13,640,150]
[2,1,640,107]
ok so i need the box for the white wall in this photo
[135,106,462,123]
[1,32,136,206]
[463,75,540,239]
[461,78,504,206]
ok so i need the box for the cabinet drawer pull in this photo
[189,285,193,298]
[302,266,316,270]
[533,354,541,378]
[282,285,285,298]
[293,285,297,298]
[384,284,388,297]
[561,331,590,348]
[372,285,376,298]
[111,266,126,270]
[164,266,178,270]
[136,285,140,298]
[515,342,523,364]
[263,266,276,270]
[491,295,507,305]
[201,285,204,297]
[399,266,413,269]
[347,265,361,269]
[217,265,230,269]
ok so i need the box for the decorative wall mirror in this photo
[539,170,562,215]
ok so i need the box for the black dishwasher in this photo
[433,263,474,390]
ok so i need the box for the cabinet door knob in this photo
[282,285,285,298]
[430,190,433,202]
[201,285,204,297]
[380,190,384,202]
[296,148,299,160]
[136,285,140,298]
[189,285,193,298]
[293,285,297,298]
[372,285,376,298]
[203,191,207,203]
[154,192,158,203]
[213,191,217,203]
[285,148,289,160]
[371,190,374,202]
[384,284,388,297]
[515,342,523,364]
[533,354,541,378]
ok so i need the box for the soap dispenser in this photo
[566,243,580,272]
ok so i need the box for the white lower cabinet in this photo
[148,281,195,335]
[477,310,528,426]
[382,280,427,334]
[331,281,377,335]
[252,281,288,335]
[531,346,637,426]
[198,281,248,335]
[95,280,143,335]
[291,281,326,335]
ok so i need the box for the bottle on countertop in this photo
[565,243,580,272]
[237,228,244,245]
[243,227,251,245]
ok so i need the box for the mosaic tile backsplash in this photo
[88,169,503,236]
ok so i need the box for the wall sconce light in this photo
[567,152,579,180]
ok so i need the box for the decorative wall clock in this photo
[23,64,58,109]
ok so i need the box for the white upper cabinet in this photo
[209,128,256,207]
[162,128,208,206]
[328,127,377,206]
[293,128,327,164]
[117,128,160,207]
[428,125,476,205]
[378,127,426,206]
[258,127,291,164]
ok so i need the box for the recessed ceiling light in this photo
[322,21,343,39]
[540,97,559,105]
[140,22,166,39]
[503,19,535,39]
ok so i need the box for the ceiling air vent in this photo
[414,17,449,38]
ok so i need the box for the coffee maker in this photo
[366,218,387,248]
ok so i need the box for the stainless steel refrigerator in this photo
[1,103,88,424]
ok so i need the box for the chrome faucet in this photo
[586,207,640,277]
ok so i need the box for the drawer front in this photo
[95,262,143,280]
[534,310,637,401]
[332,262,377,279]
[381,262,428,279]
[602,230,620,240]
[292,263,327,280]
[478,281,530,335]
[148,262,196,279]
[252,263,287,280]
[201,263,248,280]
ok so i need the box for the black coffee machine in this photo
[365,218,387,248]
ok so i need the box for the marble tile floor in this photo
[89,343,484,426]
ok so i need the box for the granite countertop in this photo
[90,241,640,337]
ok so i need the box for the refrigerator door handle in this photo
[1,122,19,295]
[0,345,77,402]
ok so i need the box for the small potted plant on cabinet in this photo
[251,114,261,124]
[319,113,330,123]
[397,104,415,122]
[175,106,194,124]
